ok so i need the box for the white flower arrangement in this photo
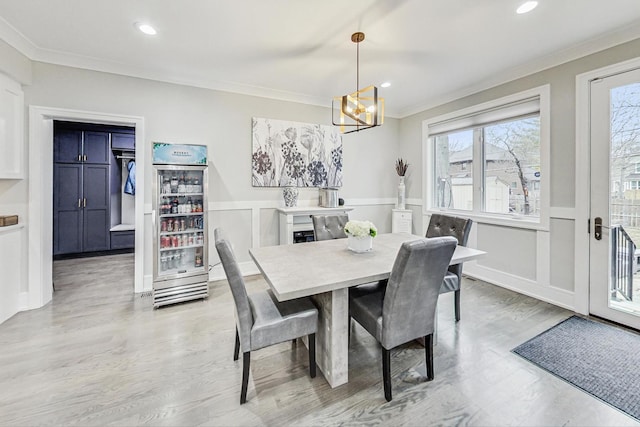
[344,220,377,238]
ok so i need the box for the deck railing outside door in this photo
[611,224,635,301]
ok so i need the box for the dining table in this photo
[248,232,486,388]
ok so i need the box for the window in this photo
[424,86,549,227]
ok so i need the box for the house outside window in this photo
[424,86,550,228]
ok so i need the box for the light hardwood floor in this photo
[0,253,637,426]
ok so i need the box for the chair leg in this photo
[240,351,250,404]
[454,289,461,322]
[425,334,434,381]
[234,327,240,361]
[308,333,316,378]
[382,347,392,402]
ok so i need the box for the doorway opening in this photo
[52,121,137,260]
[28,107,145,311]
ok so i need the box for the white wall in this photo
[11,61,399,297]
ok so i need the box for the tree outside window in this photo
[433,116,540,217]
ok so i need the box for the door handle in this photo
[83,198,87,208]
[78,198,82,208]
[77,154,82,162]
[594,217,603,240]
[83,154,87,162]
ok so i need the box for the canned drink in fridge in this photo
[172,236,179,248]
[161,220,167,231]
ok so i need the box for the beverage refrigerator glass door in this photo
[153,164,208,289]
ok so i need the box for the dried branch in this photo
[395,158,409,176]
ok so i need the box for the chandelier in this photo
[332,32,384,134]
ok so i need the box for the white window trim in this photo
[422,84,551,231]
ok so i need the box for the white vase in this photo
[397,176,406,209]
[347,235,373,253]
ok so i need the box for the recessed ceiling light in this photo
[516,1,538,14]
[136,23,157,35]
[381,82,391,88]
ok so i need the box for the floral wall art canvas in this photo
[251,117,343,187]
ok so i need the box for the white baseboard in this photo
[464,263,576,312]
[18,292,29,311]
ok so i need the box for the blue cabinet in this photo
[111,132,135,151]
[110,230,135,249]
[54,129,110,164]
[53,124,115,256]
[53,162,111,255]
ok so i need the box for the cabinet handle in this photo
[83,198,87,208]
[83,154,87,162]
[78,198,82,208]
[77,154,82,162]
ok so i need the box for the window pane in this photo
[433,129,474,211]
[483,116,540,216]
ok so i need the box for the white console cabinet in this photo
[0,73,24,179]
[278,206,353,245]
[392,208,413,233]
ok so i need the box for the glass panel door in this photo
[155,166,206,279]
[589,68,640,328]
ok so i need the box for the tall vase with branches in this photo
[395,158,409,209]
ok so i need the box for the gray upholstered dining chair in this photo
[312,214,348,241]
[214,228,319,404]
[312,214,387,300]
[349,236,458,402]
[426,214,473,322]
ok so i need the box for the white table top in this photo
[249,232,486,301]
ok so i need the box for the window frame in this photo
[423,85,551,231]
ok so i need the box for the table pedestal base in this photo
[311,288,349,388]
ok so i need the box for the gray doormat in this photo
[512,315,640,421]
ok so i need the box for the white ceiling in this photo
[1,0,640,118]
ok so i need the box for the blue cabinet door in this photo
[84,131,110,164]
[111,132,135,150]
[54,130,82,163]
[53,163,83,255]
[82,164,111,252]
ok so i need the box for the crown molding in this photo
[2,15,639,120]
[35,46,331,107]
[0,15,37,58]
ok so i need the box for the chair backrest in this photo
[214,228,253,351]
[381,236,457,349]
[426,214,472,245]
[312,214,348,241]
[426,214,473,277]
